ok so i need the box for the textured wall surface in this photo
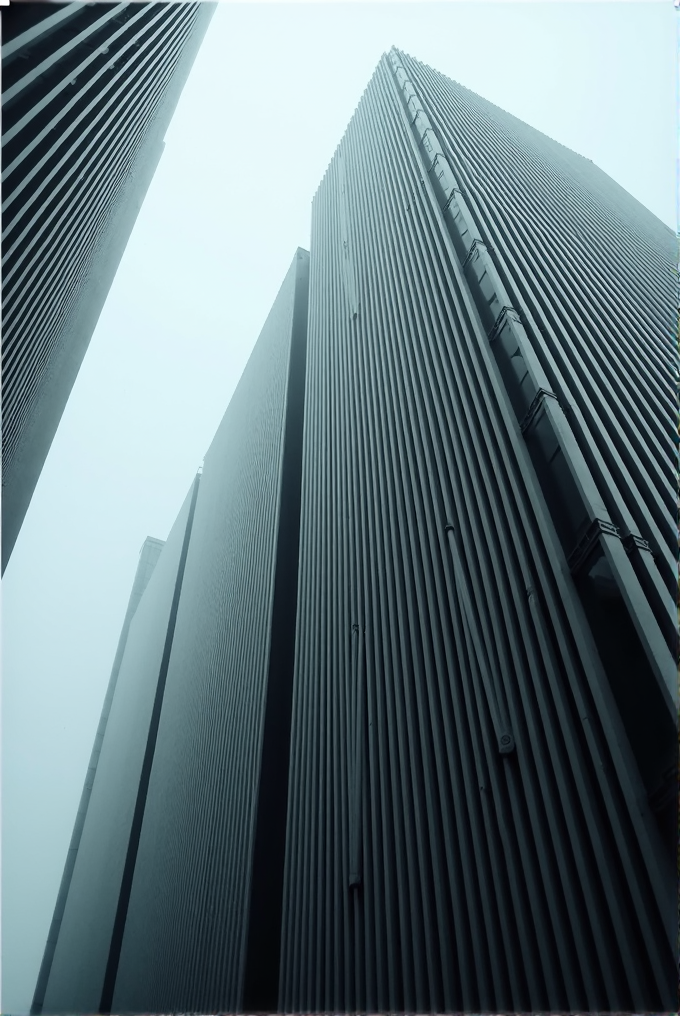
[31,535,164,1015]
[279,50,676,1014]
[112,250,309,1014]
[38,483,197,1015]
[1,2,214,570]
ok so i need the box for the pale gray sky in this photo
[2,3,676,1012]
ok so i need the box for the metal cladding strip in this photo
[1,6,177,168]
[383,49,674,957]
[281,55,675,1012]
[111,252,308,1014]
[363,69,658,1007]
[387,49,675,717]
[337,150,360,319]
[399,55,677,597]
[29,538,164,1016]
[383,49,674,931]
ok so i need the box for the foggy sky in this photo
[2,3,675,1012]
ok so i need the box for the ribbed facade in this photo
[34,481,198,1016]
[31,47,677,1016]
[1,1,214,572]
[31,535,164,1015]
[279,50,677,1014]
[111,250,310,1014]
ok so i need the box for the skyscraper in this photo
[1,1,215,572]
[280,49,677,1013]
[33,249,310,1015]
[33,49,677,1015]
[30,534,165,1015]
[32,485,199,1016]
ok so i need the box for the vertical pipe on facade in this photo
[348,625,361,888]
[279,260,311,1007]
[444,524,515,753]
[337,154,369,1012]
[319,174,348,1010]
[345,173,396,1003]
[324,168,349,1010]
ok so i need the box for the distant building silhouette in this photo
[31,534,167,1015]
[33,48,677,1015]
[1,1,215,572]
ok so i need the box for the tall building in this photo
[32,484,199,1016]
[33,49,677,1015]
[279,49,677,1014]
[1,1,215,573]
[33,249,310,1015]
[111,249,309,1015]
[30,534,164,1015]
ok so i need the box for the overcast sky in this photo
[2,2,676,1012]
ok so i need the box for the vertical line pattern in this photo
[279,51,676,1012]
[111,252,310,1014]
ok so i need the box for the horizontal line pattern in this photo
[112,252,309,1014]
[279,53,676,1013]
